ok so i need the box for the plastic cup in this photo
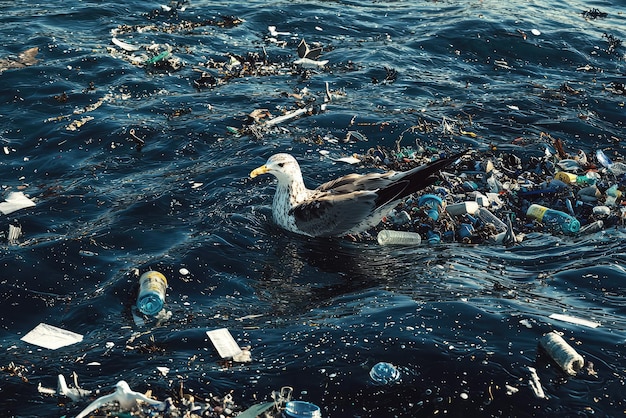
[284,401,321,418]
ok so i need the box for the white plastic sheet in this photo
[21,323,83,350]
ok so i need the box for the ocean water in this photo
[1,0,625,417]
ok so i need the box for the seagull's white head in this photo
[250,153,303,185]
[115,380,132,394]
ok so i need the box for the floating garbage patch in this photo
[360,141,625,246]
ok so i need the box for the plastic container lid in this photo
[284,401,322,418]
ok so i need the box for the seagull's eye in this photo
[278,163,285,167]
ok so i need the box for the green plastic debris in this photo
[146,51,170,65]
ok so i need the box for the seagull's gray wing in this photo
[290,190,380,237]
[316,172,394,193]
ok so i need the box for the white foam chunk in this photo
[206,328,242,358]
[21,323,83,350]
[0,191,36,215]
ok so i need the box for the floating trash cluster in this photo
[356,139,625,246]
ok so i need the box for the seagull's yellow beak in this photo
[250,164,269,178]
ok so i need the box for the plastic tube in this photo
[377,230,422,246]
[539,332,584,376]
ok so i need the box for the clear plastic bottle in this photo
[579,220,603,235]
[526,204,580,234]
[369,362,401,385]
[377,230,422,246]
[136,271,168,316]
[476,207,507,233]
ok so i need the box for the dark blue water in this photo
[1,0,625,417]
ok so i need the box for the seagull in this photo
[75,380,164,418]
[250,151,466,237]
[294,39,328,68]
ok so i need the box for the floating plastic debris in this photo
[146,50,170,65]
[446,201,479,216]
[156,366,170,376]
[267,25,291,37]
[476,207,507,233]
[332,155,361,165]
[418,194,443,221]
[112,37,140,51]
[21,323,83,350]
[0,191,36,215]
[136,271,168,316]
[377,230,422,246]
[369,362,401,384]
[549,313,600,328]
[232,346,253,363]
[595,149,613,168]
[527,366,547,399]
[505,384,520,395]
[7,222,21,244]
[284,401,322,418]
[207,328,243,359]
[539,332,585,375]
[526,204,580,234]
[264,107,311,127]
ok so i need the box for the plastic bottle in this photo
[137,271,168,316]
[377,230,422,246]
[369,362,401,385]
[605,184,622,206]
[418,194,443,221]
[526,204,580,234]
[554,171,598,185]
[539,332,584,376]
[476,207,507,232]
[446,201,479,216]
